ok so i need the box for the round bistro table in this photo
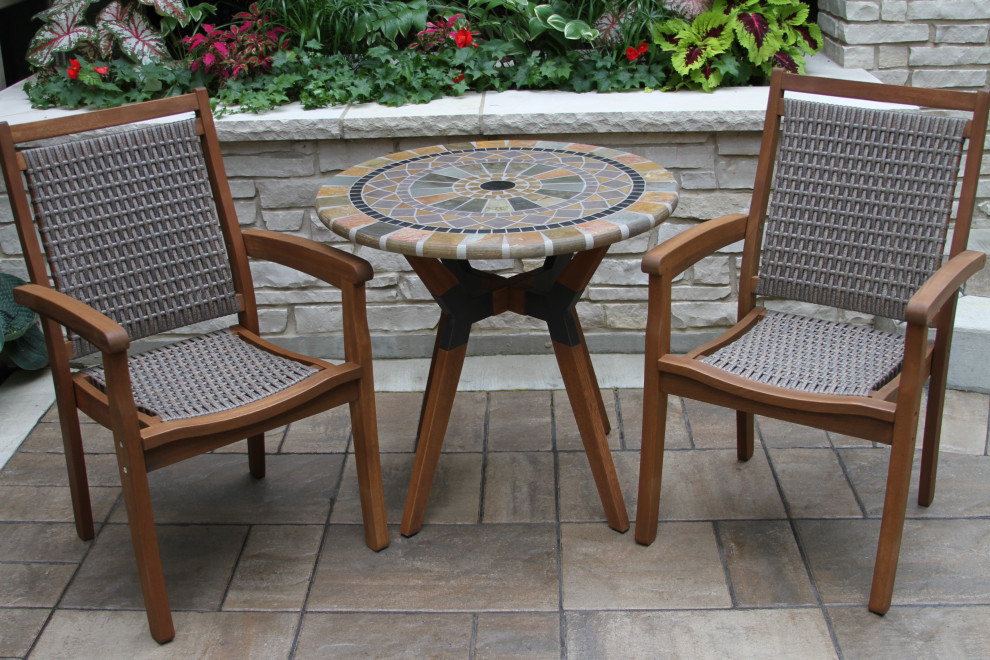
[316,139,678,536]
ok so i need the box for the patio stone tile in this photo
[757,417,830,448]
[827,431,878,448]
[375,392,424,453]
[619,390,692,450]
[0,452,120,487]
[0,563,77,607]
[488,391,552,451]
[483,452,556,523]
[308,523,558,612]
[561,522,730,610]
[224,524,323,611]
[474,612,560,659]
[718,520,817,607]
[938,390,989,455]
[0,522,90,563]
[372,391,487,454]
[62,524,247,610]
[682,399,739,449]
[295,612,472,659]
[839,449,990,518]
[279,407,351,454]
[554,389,620,451]
[107,454,342,525]
[0,485,118,524]
[769,448,863,519]
[565,609,837,659]
[0,607,49,658]
[558,450,639,523]
[797,519,990,606]
[656,449,786,521]
[829,605,990,659]
[18,420,116,454]
[31,610,298,659]
[332,451,482,525]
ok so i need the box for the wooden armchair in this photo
[635,70,989,614]
[0,89,389,643]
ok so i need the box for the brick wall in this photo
[819,0,990,90]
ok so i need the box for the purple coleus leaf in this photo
[104,7,169,62]
[771,51,799,73]
[794,24,821,51]
[26,2,97,66]
[684,45,705,67]
[737,12,770,49]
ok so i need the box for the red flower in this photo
[453,28,476,48]
[66,58,81,79]
[452,74,465,83]
[627,42,649,61]
[93,65,109,75]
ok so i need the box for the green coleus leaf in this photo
[27,2,96,66]
[733,10,782,64]
[652,18,690,51]
[103,6,169,63]
[689,63,723,92]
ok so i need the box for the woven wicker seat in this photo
[0,89,388,644]
[635,71,989,616]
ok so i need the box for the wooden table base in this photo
[399,248,630,537]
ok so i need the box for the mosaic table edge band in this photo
[316,140,679,260]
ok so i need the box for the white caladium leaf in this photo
[27,2,97,66]
[104,8,169,62]
[136,0,188,22]
[33,0,91,22]
[95,1,129,57]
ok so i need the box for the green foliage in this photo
[22,0,822,113]
[25,55,209,108]
[654,0,821,91]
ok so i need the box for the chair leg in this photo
[868,416,920,616]
[116,452,174,643]
[56,399,95,541]
[349,386,389,552]
[635,390,668,546]
[918,383,946,507]
[736,411,754,461]
[247,434,266,479]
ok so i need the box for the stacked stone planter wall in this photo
[0,57,988,369]
[819,0,990,91]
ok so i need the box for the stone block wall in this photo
[819,0,990,90]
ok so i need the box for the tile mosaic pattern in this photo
[317,140,678,259]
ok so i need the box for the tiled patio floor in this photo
[1,382,990,658]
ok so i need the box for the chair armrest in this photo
[13,284,129,354]
[641,213,748,278]
[242,229,374,288]
[905,250,986,326]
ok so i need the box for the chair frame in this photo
[635,70,989,615]
[0,89,389,643]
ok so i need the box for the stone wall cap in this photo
[0,55,881,141]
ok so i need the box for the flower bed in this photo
[23,0,821,114]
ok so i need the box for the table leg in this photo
[401,340,468,537]
[573,311,611,435]
[553,338,630,532]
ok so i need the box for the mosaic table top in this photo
[316,140,679,260]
